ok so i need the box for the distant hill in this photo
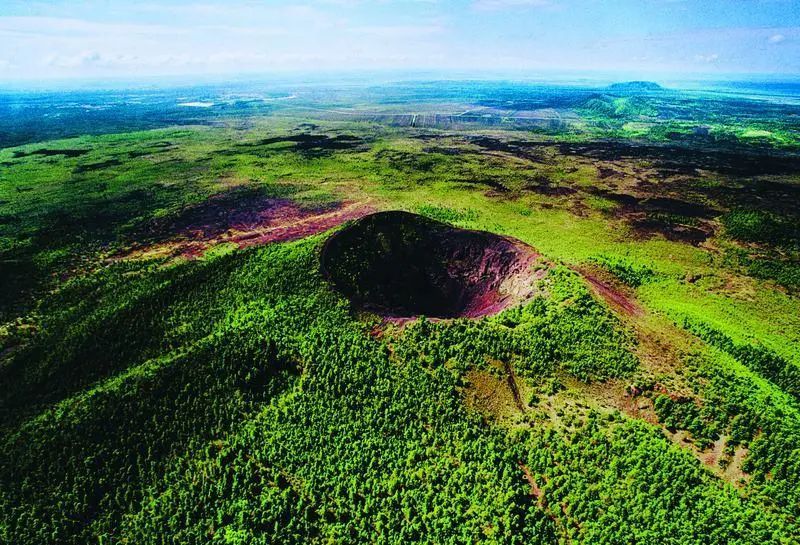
[608,81,665,93]
[583,94,659,118]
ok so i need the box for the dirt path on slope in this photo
[504,360,527,413]
[576,267,642,317]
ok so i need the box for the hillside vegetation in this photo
[1,84,799,544]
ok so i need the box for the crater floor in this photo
[320,211,542,319]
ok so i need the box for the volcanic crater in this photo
[321,211,542,319]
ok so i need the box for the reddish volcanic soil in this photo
[224,200,375,251]
[456,241,543,319]
[119,196,375,260]
[578,269,642,317]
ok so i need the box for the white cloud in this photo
[46,51,102,68]
[0,16,183,38]
[693,53,719,63]
[1,2,798,80]
[348,24,444,37]
[472,0,552,11]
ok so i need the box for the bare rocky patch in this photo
[120,188,375,260]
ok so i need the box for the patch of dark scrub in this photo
[468,136,800,177]
[73,159,121,174]
[466,136,548,163]
[753,179,800,200]
[422,146,466,156]
[719,206,800,290]
[597,166,621,179]
[411,133,456,141]
[375,149,438,172]
[234,133,368,158]
[729,250,800,292]
[634,176,800,238]
[589,188,717,244]
[722,209,800,250]
[632,218,712,244]
[556,141,800,177]
[640,197,716,218]
[591,190,718,218]
[257,134,363,149]
[523,175,577,196]
[456,177,511,193]
[12,148,90,159]
[126,142,176,158]
[719,179,800,217]
[534,185,577,197]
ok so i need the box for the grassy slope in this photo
[1,115,799,543]
[1,237,794,544]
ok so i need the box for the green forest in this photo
[1,79,800,544]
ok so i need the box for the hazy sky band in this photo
[1,0,799,80]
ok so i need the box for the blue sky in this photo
[1,0,799,81]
